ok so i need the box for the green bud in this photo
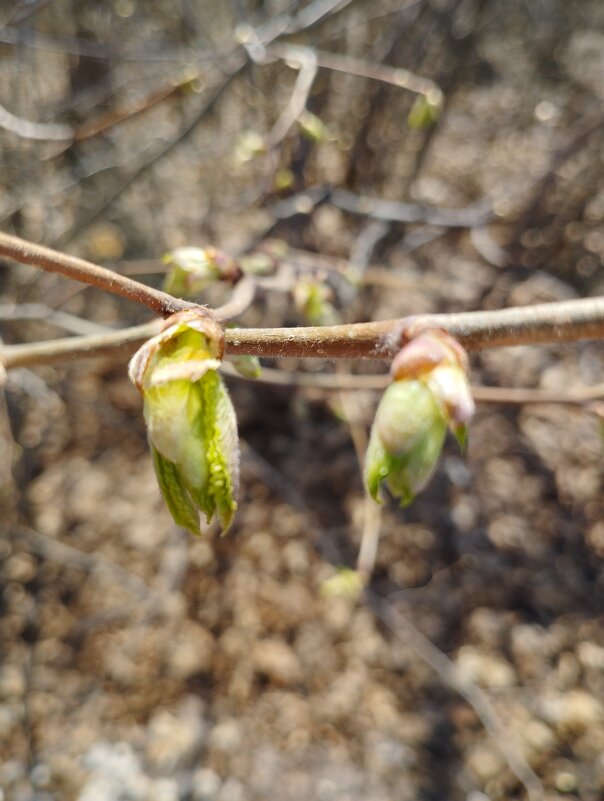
[234,130,266,163]
[129,311,239,535]
[365,380,447,507]
[320,568,364,601]
[274,168,295,191]
[238,240,287,277]
[407,91,443,130]
[293,279,340,326]
[298,110,329,142]
[227,354,262,379]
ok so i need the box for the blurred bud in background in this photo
[293,278,340,326]
[163,247,242,299]
[298,110,329,143]
[320,567,364,601]
[406,89,443,130]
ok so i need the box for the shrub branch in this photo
[0,231,195,317]
[1,231,603,370]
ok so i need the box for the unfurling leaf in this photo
[365,329,474,507]
[129,310,239,535]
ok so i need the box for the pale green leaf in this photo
[151,445,200,535]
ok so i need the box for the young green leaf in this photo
[129,310,239,535]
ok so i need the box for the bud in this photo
[163,247,242,298]
[227,354,262,379]
[293,278,340,325]
[234,130,266,164]
[407,90,443,130]
[320,568,364,601]
[390,329,474,444]
[365,380,447,507]
[365,329,474,507]
[239,239,287,276]
[298,110,329,142]
[129,310,239,535]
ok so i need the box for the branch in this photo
[0,231,196,317]
[73,69,200,142]
[0,302,111,335]
[264,54,318,148]
[368,591,544,801]
[0,102,73,141]
[2,296,603,370]
[221,362,604,406]
[330,188,493,228]
[267,43,444,103]
[224,298,604,357]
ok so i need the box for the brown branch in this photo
[224,297,604,357]
[73,70,200,142]
[0,231,196,317]
[2,296,604,371]
[1,232,602,369]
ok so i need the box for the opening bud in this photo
[129,310,239,535]
[365,329,474,507]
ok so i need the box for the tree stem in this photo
[2,230,603,370]
[2,297,603,370]
[0,231,195,317]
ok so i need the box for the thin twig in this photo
[265,53,318,148]
[368,591,544,801]
[336,387,383,583]
[0,231,195,317]
[15,526,153,601]
[0,26,193,62]
[2,296,604,369]
[285,0,357,33]
[0,102,73,141]
[0,302,111,336]
[213,275,257,321]
[222,362,604,406]
[72,69,201,142]
[267,43,444,103]
[330,188,493,228]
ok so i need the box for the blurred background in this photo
[1,1,604,799]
